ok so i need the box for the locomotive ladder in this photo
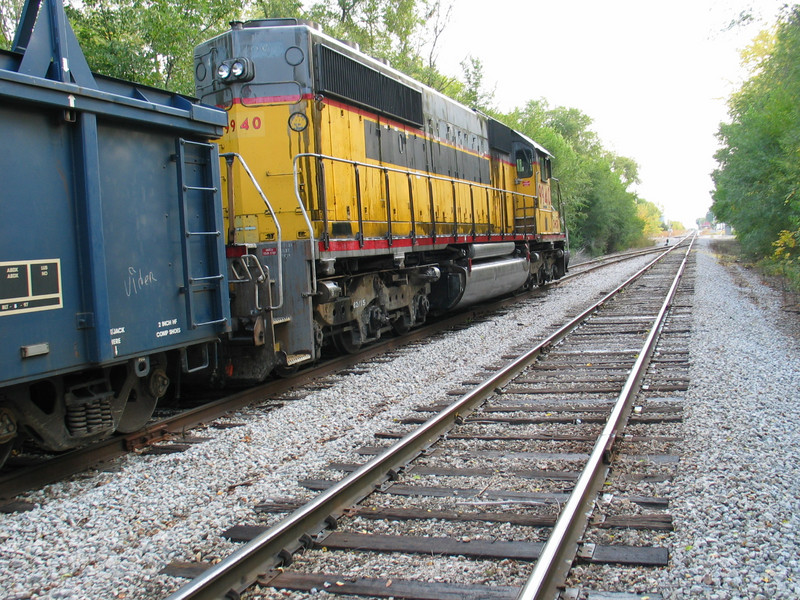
[175,138,228,330]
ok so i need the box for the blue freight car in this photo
[0,0,230,465]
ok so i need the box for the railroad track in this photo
[0,243,676,505]
[159,236,695,599]
[566,241,678,278]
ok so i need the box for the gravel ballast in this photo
[661,241,800,599]
[1,238,798,599]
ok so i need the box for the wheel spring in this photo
[65,380,114,438]
[66,400,113,436]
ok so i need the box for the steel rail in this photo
[568,239,682,270]
[1,240,684,503]
[517,233,696,600]
[559,246,665,284]
[163,237,691,600]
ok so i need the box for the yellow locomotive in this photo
[194,18,568,381]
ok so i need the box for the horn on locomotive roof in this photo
[11,0,96,88]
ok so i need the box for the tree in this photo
[712,5,800,258]
[609,155,640,188]
[544,105,602,157]
[574,157,645,254]
[409,0,456,91]
[63,0,246,94]
[502,99,648,253]
[250,0,304,19]
[301,0,474,100]
[305,0,423,65]
[452,55,495,110]
[65,0,153,85]
[637,199,664,238]
[0,0,24,49]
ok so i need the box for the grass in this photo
[708,237,748,267]
[708,235,800,311]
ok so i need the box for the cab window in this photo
[514,145,534,179]
[539,155,552,181]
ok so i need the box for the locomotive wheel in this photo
[115,354,168,434]
[0,408,17,468]
[274,364,299,378]
[553,259,565,279]
[313,321,325,357]
[0,440,13,469]
[391,311,411,335]
[538,266,548,287]
[333,327,363,354]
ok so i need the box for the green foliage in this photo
[64,1,151,85]
[305,0,422,62]
[712,5,800,258]
[63,0,246,94]
[401,1,462,93]
[452,56,495,110]
[249,0,304,19]
[637,199,664,237]
[576,158,646,254]
[0,0,24,49]
[501,99,653,254]
[301,0,469,99]
[764,229,800,291]
[64,0,437,95]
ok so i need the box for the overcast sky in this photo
[433,0,787,228]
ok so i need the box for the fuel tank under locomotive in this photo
[429,242,533,313]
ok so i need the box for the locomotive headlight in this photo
[217,58,254,84]
[231,60,246,77]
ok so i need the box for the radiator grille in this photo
[315,44,423,127]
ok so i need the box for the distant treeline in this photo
[1,0,668,254]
